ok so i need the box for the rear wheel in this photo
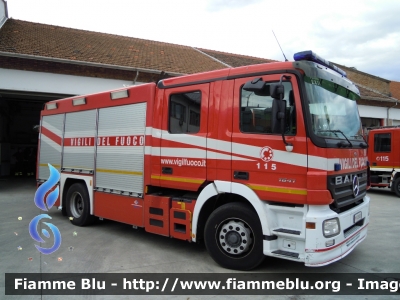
[393,177,400,197]
[204,202,264,270]
[66,183,95,226]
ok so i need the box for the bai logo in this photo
[29,164,62,254]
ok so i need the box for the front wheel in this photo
[393,177,400,197]
[66,183,96,226]
[204,202,264,270]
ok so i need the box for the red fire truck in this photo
[367,126,400,197]
[37,51,370,270]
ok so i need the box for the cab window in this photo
[169,91,201,134]
[240,82,295,135]
[374,133,391,152]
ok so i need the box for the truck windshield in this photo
[304,76,363,140]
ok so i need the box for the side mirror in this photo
[271,99,287,134]
[272,98,292,150]
[270,83,285,100]
[243,77,271,96]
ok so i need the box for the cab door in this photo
[231,74,308,204]
[369,130,395,169]
[159,83,209,191]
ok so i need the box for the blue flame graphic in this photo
[30,164,62,254]
[29,214,62,254]
[34,163,60,211]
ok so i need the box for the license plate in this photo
[353,211,362,223]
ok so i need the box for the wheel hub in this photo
[219,220,252,255]
[70,192,84,218]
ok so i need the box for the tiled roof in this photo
[0,18,396,106]
[197,48,276,67]
[357,85,394,101]
[334,63,390,83]
[390,81,400,100]
[0,19,229,75]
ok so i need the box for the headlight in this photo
[323,218,340,237]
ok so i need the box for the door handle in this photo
[162,167,173,174]
[234,171,249,180]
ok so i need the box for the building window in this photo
[189,110,200,126]
[171,102,186,122]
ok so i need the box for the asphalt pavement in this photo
[1,177,400,300]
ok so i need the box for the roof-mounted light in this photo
[73,97,86,106]
[46,103,58,110]
[110,89,129,100]
[294,50,347,77]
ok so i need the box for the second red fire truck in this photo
[367,126,400,197]
[37,51,370,270]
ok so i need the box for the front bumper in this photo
[304,195,370,266]
[262,195,370,266]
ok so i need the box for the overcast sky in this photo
[5,0,400,82]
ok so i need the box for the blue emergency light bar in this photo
[294,50,347,77]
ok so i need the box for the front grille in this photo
[327,170,367,212]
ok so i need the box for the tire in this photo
[393,177,400,197]
[204,202,264,270]
[61,205,67,216]
[66,183,95,226]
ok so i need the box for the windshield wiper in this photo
[352,134,368,148]
[318,129,353,147]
